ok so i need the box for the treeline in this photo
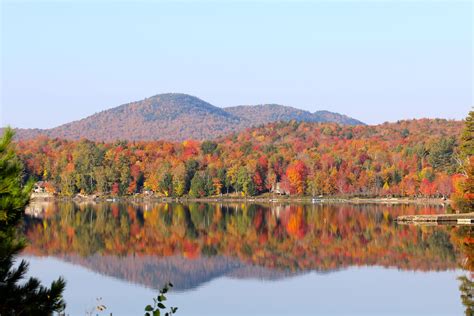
[16,119,464,198]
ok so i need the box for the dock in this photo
[396,212,474,224]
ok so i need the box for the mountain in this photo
[13,94,242,142]
[10,93,364,141]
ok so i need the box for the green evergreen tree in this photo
[453,110,474,212]
[203,171,214,196]
[237,167,256,196]
[427,136,456,173]
[189,173,205,198]
[160,172,173,196]
[200,140,218,155]
[460,110,474,160]
[184,160,199,193]
[0,128,66,315]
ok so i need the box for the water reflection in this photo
[24,202,461,288]
[450,225,474,315]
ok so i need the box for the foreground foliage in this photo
[145,282,178,316]
[0,128,66,315]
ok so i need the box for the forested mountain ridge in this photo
[225,104,363,126]
[9,93,364,141]
[16,118,462,198]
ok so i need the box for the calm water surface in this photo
[22,201,473,315]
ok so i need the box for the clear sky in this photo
[1,0,472,128]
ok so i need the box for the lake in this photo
[22,201,473,315]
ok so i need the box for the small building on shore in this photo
[271,182,290,195]
[33,181,46,193]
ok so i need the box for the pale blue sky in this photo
[1,0,472,128]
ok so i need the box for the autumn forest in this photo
[16,118,466,199]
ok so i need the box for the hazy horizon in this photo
[1,0,473,129]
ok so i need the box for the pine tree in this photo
[0,127,66,315]
[189,173,205,198]
[452,111,474,212]
[460,110,474,160]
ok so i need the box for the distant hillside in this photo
[225,104,363,126]
[10,93,364,141]
[13,94,242,142]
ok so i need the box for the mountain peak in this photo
[109,93,237,122]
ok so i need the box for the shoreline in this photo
[30,193,450,205]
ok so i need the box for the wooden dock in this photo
[396,212,474,224]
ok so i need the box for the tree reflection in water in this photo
[23,201,471,310]
[451,225,473,315]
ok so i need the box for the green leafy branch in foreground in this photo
[145,282,178,316]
